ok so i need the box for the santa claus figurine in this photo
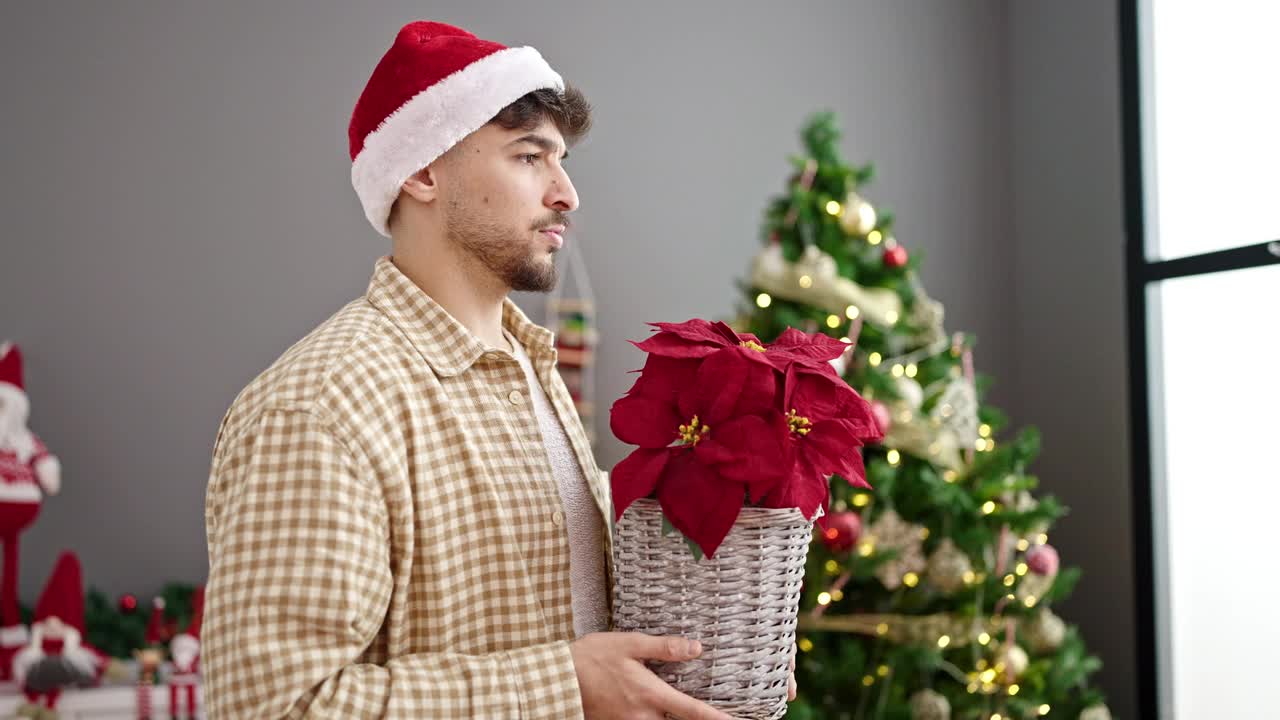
[0,342,62,680]
[167,586,203,720]
[11,552,107,717]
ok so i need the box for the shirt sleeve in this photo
[202,407,584,719]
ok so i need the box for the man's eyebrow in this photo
[508,133,569,160]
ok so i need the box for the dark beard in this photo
[446,203,558,293]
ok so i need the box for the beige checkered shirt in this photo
[203,256,613,718]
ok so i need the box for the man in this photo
[203,20,788,719]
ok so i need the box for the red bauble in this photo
[119,594,138,614]
[1026,543,1060,576]
[870,401,893,434]
[819,511,862,552]
[883,246,909,269]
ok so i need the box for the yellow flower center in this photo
[678,415,711,446]
[739,340,766,352]
[787,408,812,436]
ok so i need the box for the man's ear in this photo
[400,164,441,205]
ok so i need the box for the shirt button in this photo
[508,390,524,405]
[552,509,565,527]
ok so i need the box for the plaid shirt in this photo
[203,256,613,718]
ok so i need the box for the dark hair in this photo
[489,84,593,145]
[387,85,591,230]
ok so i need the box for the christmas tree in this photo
[734,114,1112,720]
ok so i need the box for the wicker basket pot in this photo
[611,498,814,720]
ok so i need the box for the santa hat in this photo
[349,21,564,237]
[0,342,23,393]
[33,552,85,634]
[144,597,167,646]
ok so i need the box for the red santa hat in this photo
[348,20,564,237]
[0,342,23,393]
[33,552,84,634]
[144,597,167,646]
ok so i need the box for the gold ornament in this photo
[932,378,980,449]
[909,689,951,720]
[865,510,927,590]
[839,191,878,235]
[925,539,974,594]
[997,643,1029,680]
[750,244,903,327]
[1024,609,1067,653]
[1079,705,1113,720]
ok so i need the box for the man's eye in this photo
[519,153,540,164]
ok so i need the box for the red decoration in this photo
[820,512,862,552]
[118,594,138,614]
[1026,543,1060,576]
[611,320,883,558]
[883,246,909,269]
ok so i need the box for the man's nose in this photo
[546,166,579,213]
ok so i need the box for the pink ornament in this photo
[870,401,892,434]
[1026,544,1059,576]
[820,511,862,552]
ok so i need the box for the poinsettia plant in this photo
[610,319,884,558]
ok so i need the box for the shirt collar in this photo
[365,256,556,377]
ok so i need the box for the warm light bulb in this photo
[876,664,890,677]
[903,572,919,588]
[831,589,843,601]
[918,527,930,540]
[967,682,979,694]
[1037,533,1049,544]
[826,314,841,328]
[905,363,918,378]
[937,635,951,648]
[992,714,1003,720]
[845,305,860,319]
[862,675,875,687]
[944,470,959,483]
[891,364,905,377]
[1016,562,1029,576]
[963,571,977,585]
[886,310,899,324]
[824,560,839,573]
[876,623,889,636]
[755,293,772,308]
[816,592,831,606]
[1016,539,1030,552]
[1008,684,1020,696]
[798,275,813,289]
[975,438,987,451]
[869,352,883,367]
[980,669,997,683]
[982,501,996,514]
[1003,574,1016,587]
[979,423,992,437]
[1039,704,1051,716]
[887,449,901,466]
[799,637,814,652]
[858,542,875,557]
[1024,595,1037,608]
[852,493,870,507]
[867,230,883,245]
[825,200,843,216]
[978,632,991,645]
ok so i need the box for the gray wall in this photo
[0,1,1132,715]
[1009,3,1136,718]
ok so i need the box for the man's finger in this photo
[625,632,702,662]
[657,684,735,720]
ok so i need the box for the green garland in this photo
[18,583,203,660]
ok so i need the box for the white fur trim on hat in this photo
[351,46,563,238]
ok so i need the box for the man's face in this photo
[438,119,579,293]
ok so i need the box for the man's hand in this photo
[570,632,735,720]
